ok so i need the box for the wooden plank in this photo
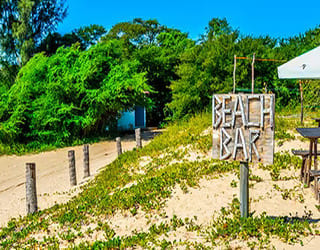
[212,94,275,164]
[292,150,320,156]
[296,128,320,139]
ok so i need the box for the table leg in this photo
[307,139,313,187]
[315,177,319,201]
[314,139,319,200]
[301,157,306,182]
[315,139,318,170]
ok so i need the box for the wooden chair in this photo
[292,150,320,202]
[310,170,320,201]
[292,150,312,184]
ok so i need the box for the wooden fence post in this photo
[240,161,249,218]
[135,128,142,149]
[68,150,77,186]
[83,144,90,178]
[116,137,122,156]
[26,163,38,214]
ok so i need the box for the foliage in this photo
[168,18,285,120]
[37,24,107,56]
[207,198,313,248]
[104,19,195,125]
[260,152,301,181]
[0,40,151,145]
[167,19,320,120]
[0,112,316,248]
[0,0,67,66]
[304,80,320,109]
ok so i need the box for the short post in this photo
[83,144,90,178]
[240,161,249,218]
[68,150,77,186]
[135,128,142,149]
[26,163,38,214]
[116,137,122,156]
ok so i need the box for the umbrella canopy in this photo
[278,46,320,79]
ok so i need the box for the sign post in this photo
[212,94,275,218]
[240,161,249,218]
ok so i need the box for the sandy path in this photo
[0,131,159,227]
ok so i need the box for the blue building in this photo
[117,106,146,131]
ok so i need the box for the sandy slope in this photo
[0,131,159,227]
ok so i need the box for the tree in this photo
[168,18,284,119]
[37,25,106,56]
[74,24,106,49]
[105,18,167,46]
[0,0,67,66]
[0,40,151,145]
[104,19,195,125]
[133,29,195,124]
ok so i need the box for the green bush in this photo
[0,40,151,145]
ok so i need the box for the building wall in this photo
[117,110,135,131]
[117,106,146,131]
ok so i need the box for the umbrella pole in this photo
[299,80,304,125]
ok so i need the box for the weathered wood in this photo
[296,128,320,139]
[310,170,320,176]
[135,128,142,149]
[315,139,318,171]
[315,178,319,201]
[68,150,77,186]
[301,157,306,182]
[251,53,255,94]
[233,55,236,94]
[307,140,313,187]
[304,158,310,185]
[299,80,304,125]
[240,161,249,218]
[310,170,320,200]
[312,118,320,127]
[116,137,122,156]
[292,149,320,156]
[83,144,90,178]
[212,94,275,164]
[26,163,38,214]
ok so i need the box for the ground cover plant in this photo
[0,112,319,249]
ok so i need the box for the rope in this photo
[235,57,286,62]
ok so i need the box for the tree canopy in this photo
[0,0,67,66]
[0,40,151,146]
[1,16,320,148]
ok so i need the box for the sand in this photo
[2,130,320,248]
[0,131,159,227]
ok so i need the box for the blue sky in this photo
[58,0,320,40]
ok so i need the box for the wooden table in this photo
[312,118,320,127]
[296,127,320,200]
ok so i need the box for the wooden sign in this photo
[212,94,275,164]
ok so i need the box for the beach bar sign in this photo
[212,94,275,164]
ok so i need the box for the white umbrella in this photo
[278,46,320,79]
[277,46,320,124]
